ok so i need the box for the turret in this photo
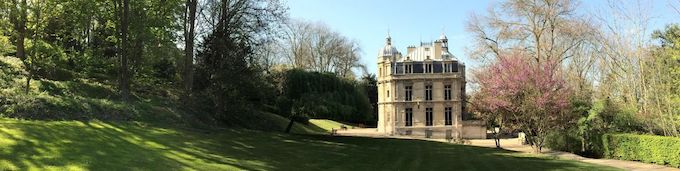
[439,33,448,51]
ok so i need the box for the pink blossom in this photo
[472,52,573,123]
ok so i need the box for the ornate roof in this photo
[379,34,400,57]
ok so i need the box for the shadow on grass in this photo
[0,120,620,170]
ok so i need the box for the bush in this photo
[0,35,15,56]
[603,133,680,168]
[545,129,582,154]
[277,69,373,124]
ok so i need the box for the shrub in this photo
[545,129,582,154]
[0,35,15,56]
[603,133,680,168]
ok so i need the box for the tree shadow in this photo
[0,120,620,170]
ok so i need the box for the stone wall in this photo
[461,120,487,139]
[393,121,487,140]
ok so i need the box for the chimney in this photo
[407,46,415,54]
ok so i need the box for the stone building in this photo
[376,33,485,139]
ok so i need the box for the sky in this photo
[286,0,679,75]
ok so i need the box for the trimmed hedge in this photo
[603,133,680,168]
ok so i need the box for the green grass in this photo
[0,56,620,170]
[0,119,621,171]
[309,119,350,132]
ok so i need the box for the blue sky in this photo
[287,0,678,75]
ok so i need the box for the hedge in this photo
[603,133,680,168]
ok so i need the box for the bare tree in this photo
[467,0,598,66]
[671,0,680,16]
[593,0,679,136]
[281,20,363,77]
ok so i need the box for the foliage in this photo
[0,35,14,55]
[360,74,378,126]
[278,69,372,124]
[603,133,680,168]
[0,57,184,123]
[545,128,582,154]
[192,0,286,125]
[646,24,680,136]
[545,97,648,158]
[472,52,575,152]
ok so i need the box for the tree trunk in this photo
[12,0,27,61]
[25,0,42,94]
[285,118,295,133]
[183,0,197,98]
[25,71,31,93]
[119,0,130,101]
[580,136,586,153]
[11,0,28,93]
[493,126,501,148]
[533,146,542,153]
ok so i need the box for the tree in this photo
[8,0,28,93]
[182,0,197,98]
[648,24,680,136]
[467,0,599,97]
[470,90,505,148]
[281,20,363,78]
[592,1,679,136]
[473,52,575,153]
[118,0,130,101]
[276,69,372,133]
[360,74,378,126]
[193,0,286,123]
[467,0,596,64]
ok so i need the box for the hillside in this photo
[0,56,325,134]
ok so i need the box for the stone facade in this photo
[376,33,485,139]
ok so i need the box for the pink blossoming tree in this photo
[471,52,576,153]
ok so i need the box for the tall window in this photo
[405,108,413,126]
[405,86,412,101]
[444,85,451,100]
[426,108,433,126]
[405,64,412,73]
[444,62,457,73]
[425,85,432,101]
[425,63,432,73]
[445,107,452,125]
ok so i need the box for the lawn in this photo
[0,119,620,171]
[308,119,349,131]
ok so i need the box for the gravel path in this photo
[336,128,679,171]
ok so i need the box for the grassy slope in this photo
[1,56,619,170]
[0,118,620,171]
[308,119,349,132]
[0,56,322,133]
[0,56,178,122]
